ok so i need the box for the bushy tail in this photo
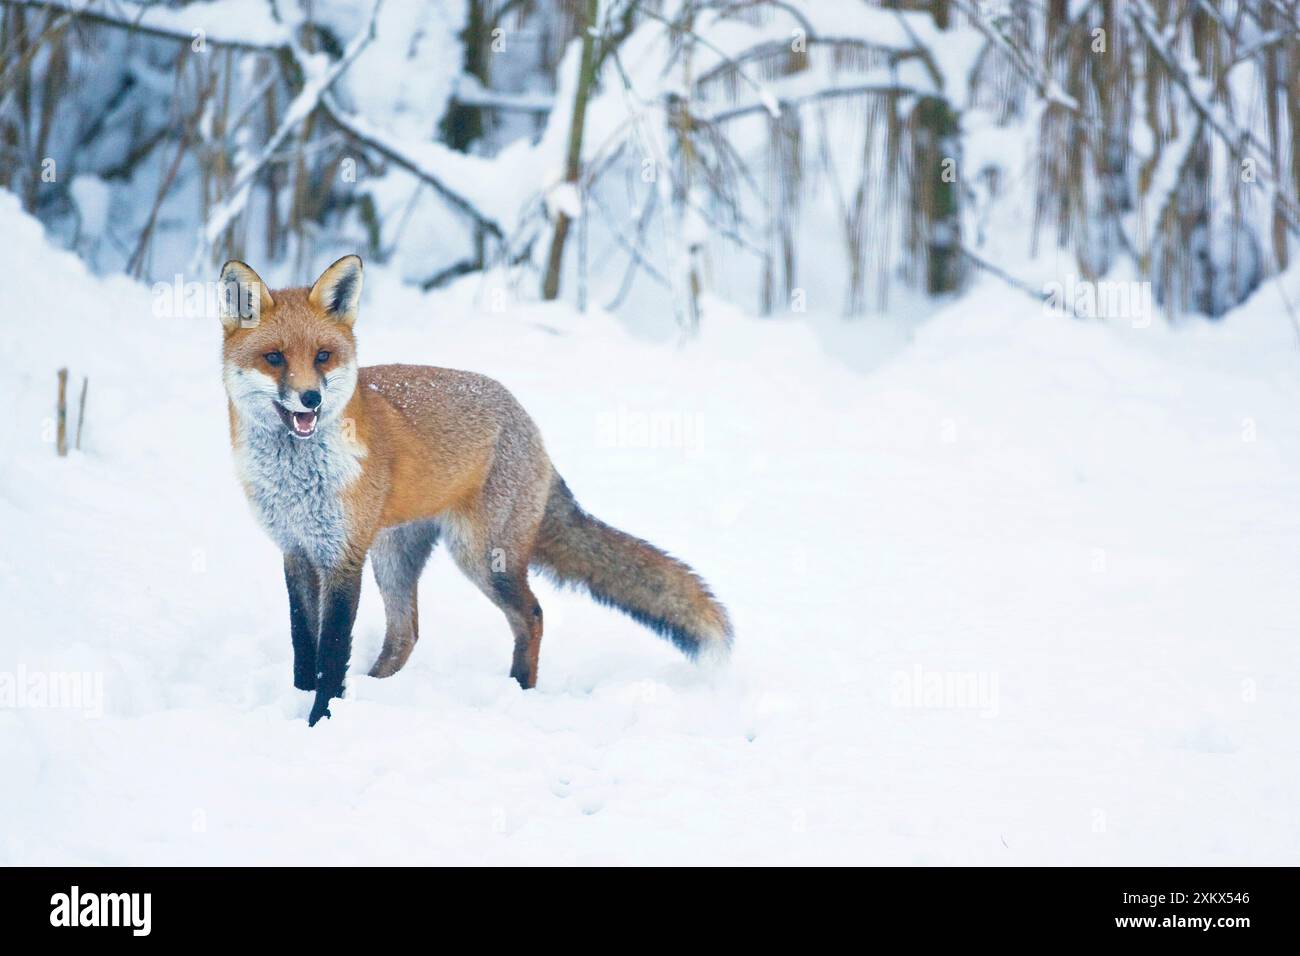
[532,478,733,659]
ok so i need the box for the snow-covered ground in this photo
[1,191,1298,865]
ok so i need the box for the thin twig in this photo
[56,367,67,457]
[75,375,87,451]
[193,0,383,265]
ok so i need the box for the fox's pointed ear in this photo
[218,260,274,332]
[309,255,364,327]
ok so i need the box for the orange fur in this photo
[220,257,731,720]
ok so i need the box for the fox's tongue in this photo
[292,411,317,434]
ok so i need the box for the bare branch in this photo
[0,0,287,53]
[319,95,504,239]
[1126,0,1300,237]
[193,1,383,265]
[707,79,934,123]
[638,4,782,117]
[950,0,1081,112]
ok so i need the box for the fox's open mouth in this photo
[274,402,318,438]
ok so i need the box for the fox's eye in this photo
[264,351,284,367]
[315,350,331,363]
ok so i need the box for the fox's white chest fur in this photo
[234,420,363,569]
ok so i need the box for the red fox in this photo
[219,256,731,725]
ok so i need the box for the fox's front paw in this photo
[307,693,333,727]
[294,669,316,692]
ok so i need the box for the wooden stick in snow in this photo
[56,367,67,457]
[76,376,88,451]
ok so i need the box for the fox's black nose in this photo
[301,390,322,410]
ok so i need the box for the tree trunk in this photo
[914,0,962,295]
[441,0,488,152]
[913,95,962,294]
[541,0,600,301]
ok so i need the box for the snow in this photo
[452,73,554,114]
[69,176,111,240]
[321,0,465,144]
[36,0,293,48]
[3,192,1300,864]
[545,182,583,220]
[197,5,381,259]
[327,99,563,238]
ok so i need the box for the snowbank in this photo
[1,192,1298,864]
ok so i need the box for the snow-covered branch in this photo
[192,0,383,265]
[450,74,553,116]
[4,0,513,261]
[636,5,782,118]
[317,97,505,239]
[0,0,290,52]
[951,0,1081,113]
[1126,0,1300,237]
[707,76,937,124]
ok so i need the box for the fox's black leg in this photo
[283,553,319,691]
[308,563,363,727]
